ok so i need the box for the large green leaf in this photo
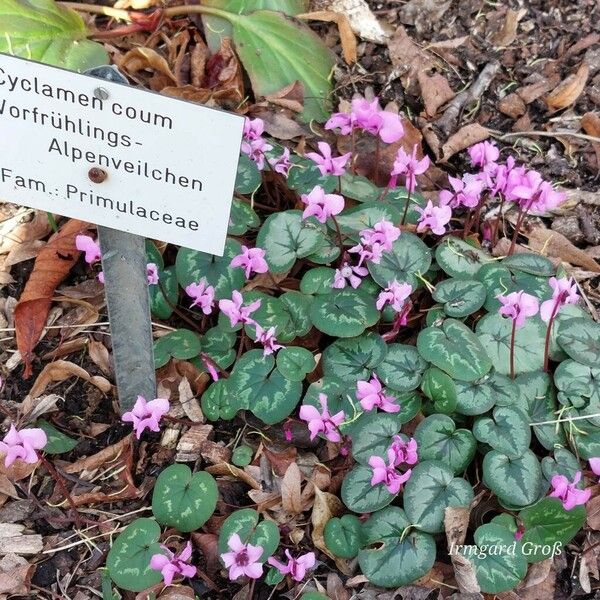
[555,359,600,411]
[240,292,295,342]
[341,465,394,513]
[0,0,108,71]
[257,210,325,273]
[346,412,402,465]
[149,265,178,320]
[335,203,401,237]
[234,154,262,195]
[435,237,492,279]
[368,232,431,289]
[455,372,520,416]
[322,333,387,381]
[417,319,492,382]
[502,253,555,276]
[201,379,239,421]
[432,278,486,317]
[375,344,427,392]
[358,507,436,588]
[276,346,315,381]
[324,514,363,559]
[473,406,531,459]
[541,448,582,494]
[279,291,313,337]
[403,461,473,533]
[420,367,457,414]
[228,198,260,235]
[153,329,201,368]
[557,317,600,367]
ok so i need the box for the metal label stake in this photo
[85,66,156,412]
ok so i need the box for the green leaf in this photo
[383,188,427,225]
[232,445,254,467]
[435,237,492,279]
[241,292,295,342]
[567,410,600,460]
[519,498,585,563]
[218,508,280,562]
[557,317,600,367]
[152,464,218,532]
[555,359,600,410]
[228,198,260,235]
[403,461,473,533]
[36,419,77,454]
[414,414,476,474]
[153,329,201,368]
[473,406,531,459]
[341,465,394,513]
[335,203,401,236]
[464,523,527,593]
[302,376,356,422]
[368,232,432,289]
[234,154,262,195]
[476,313,545,376]
[324,514,363,559]
[230,349,302,424]
[417,319,492,382]
[502,253,555,276]
[106,518,164,592]
[257,210,325,273]
[483,450,543,508]
[306,231,341,264]
[454,371,520,416]
[300,267,335,294]
[0,0,108,72]
[228,10,335,122]
[375,344,427,392]
[339,173,381,202]
[276,346,315,381]
[176,239,245,300]
[358,507,436,588]
[201,379,239,421]
[287,157,337,195]
[200,326,237,370]
[310,288,379,337]
[347,412,402,466]
[149,266,178,320]
[279,291,313,338]
[541,448,582,494]
[322,332,387,381]
[432,278,486,317]
[420,367,457,414]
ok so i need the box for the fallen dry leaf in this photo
[527,227,600,272]
[28,360,112,399]
[418,71,454,117]
[0,209,51,256]
[581,112,600,169]
[88,340,112,377]
[0,553,33,595]
[64,435,132,474]
[15,219,92,377]
[399,0,452,33]
[441,123,490,160]
[281,462,303,515]
[0,524,43,556]
[205,463,261,490]
[4,240,45,267]
[311,487,345,563]
[491,8,527,47]
[546,62,589,112]
[119,47,176,86]
[587,493,600,530]
[314,0,388,43]
[178,377,204,423]
[444,505,480,594]
[300,11,357,64]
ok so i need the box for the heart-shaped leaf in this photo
[36,419,77,454]
[502,253,555,276]
[324,514,363,559]
[432,278,486,317]
[414,415,476,474]
[106,518,164,592]
[199,326,237,370]
[310,288,379,337]
[234,154,262,195]
[554,359,600,410]
[218,508,280,562]
[341,465,395,513]
[454,372,520,416]
[287,157,337,195]
[403,460,473,533]
[154,329,201,368]
[300,267,335,294]
[568,410,600,460]
[322,333,387,382]
[339,173,381,202]
[302,376,356,422]
[241,292,295,342]
[201,379,239,421]
[483,450,543,508]
[420,367,457,414]
[346,412,402,466]
[435,237,492,279]
[279,291,313,338]
[335,203,402,236]
[541,448,582,494]
[557,317,600,368]
[358,506,436,588]
[152,464,218,532]
[473,406,531,459]
[232,445,254,467]
[149,265,178,320]
[276,346,315,381]
[417,319,492,382]
[375,344,427,392]
[228,198,260,235]
[257,210,326,273]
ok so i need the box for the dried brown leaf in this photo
[88,340,112,377]
[64,435,132,474]
[300,11,357,64]
[0,475,19,500]
[0,553,33,595]
[4,240,45,267]
[418,71,454,117]
[205,463,261,490]
[178,377,204,423]
[0,210,51,256]
[119,47,176,85]
[311,487,344,561]
[281,462,303,515]
[546,63,589,112]
[314,0,388,44]
[28,360,112,399]
[441,124,490,160]
[527,227,600,272]
[491,8,527,47]
[586,493,600,530]
[445,506,481,594]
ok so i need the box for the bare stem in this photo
[543,298,562,372]
[400,189,412,226]
[510,319,517,380]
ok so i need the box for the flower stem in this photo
[510,319,517,380]
[374,137,381,185]
[400,189,412,226]
[351,129,357,175]
[543,298,562,372]
[330,215,346,263]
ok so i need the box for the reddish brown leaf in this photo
[546,62,589,112]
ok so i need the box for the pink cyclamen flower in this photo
[0,424,47,468]
[230,246,269,279]
[301,186,345,224]
[299,393,345,443]
[147,263,159,285]
[357,374,400,413]
[202,356,219,382]
[389,435,418,467]
[268,148,292,177]
[218,291,261,328]
[497,291,540,328]
[185,279,215,315]
[243,117,265,141]
[255,324,284,356]
[350,219,400,266]
[121,395,169,439]
[439,174,484,209]
[369,449,412,494]
[512,170,566,214]
[416,201,452,236]
[540,277,580,323]
[589,458,600,476]
[324,111,353,136]
[389,145,430,193]
[490,156,524,199]
[97,271,105,284]
[242,137,273,170]
[468,140,500,170]
[351,98,404,143]
[515,524,525,541]
[333,262,368,289]
[549,471,591,510]
[221,534,264,581]
[150,541,196,587]
[306,141,351,177]
[376,280,413,312]
[268,550,316,582]
[76,235,101,264]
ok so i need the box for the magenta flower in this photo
[350,219,400,266]
[121,395,169,439]
[389,435,418,467]
[147,263,159,285]
[549,471,591,510]
[300,185,345,224]
[97,271,105,284]
[489,156,524,199]
[416,201,452,236]
[389,145,430,192]
[221,534,264,581]
[268,550,316,582]
[369,449,412,494]
[306,141,351,177]
[0,424,47,468]
[376,280,412,312]
[299,393,345,443]
[268,148,292,177]
[76,235,101,264]
[218,291,261,328]
[497,291,540,328]
[357,375,399,413]
[333,262,368,289]
[324,111,353,136]
[150,541,196,587]
[202,356,219,382]
[185,279,215,315]
[468,140,500,170]
[515,524,525,541]
[242,137,273,170]
[255,324,284,356]
[243,117,265,141]
[512,170,566,214]
[439,174,484,209]
[540,277,579,323]
[589,458,600,476]
[230,246,269,279]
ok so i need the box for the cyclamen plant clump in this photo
[47,103,598,597]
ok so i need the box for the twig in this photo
[491,129,600,144]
